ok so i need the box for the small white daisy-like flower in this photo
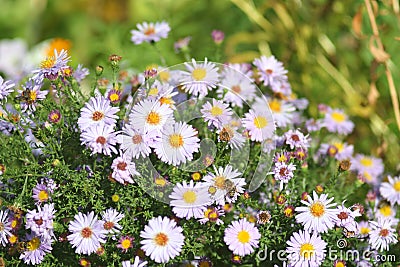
[129,99,174,132]
[224,218,261,256]
[67,211,107,255]
[380,176,400,205]
[284,129,310,150]
[323,108,354,135]
[180,58,220,98]
[144,80,177,108]
[295,191,338,233]
[101,208,124,235]
[200,99,232,128]
[18,79,48,113]
[0,209,11,246]
[0,76,15,101]
[80,124,118,156]
[153,121,200,166]
[130,21,170,44]
[272,161,296,189]
[216,123,246,150]
[242,109,275,142]
[118,124,159,159]
[169,180,212,219]
[264,98,295,128]
[203,165,246,205]
[368,217,398,251]
[333,202,361,234]
[286,229,327,267]
[25,203,56,240]
[358,221,371,237]
[140,216,185,263]
[111,152,140,184]
[253,55,288,87]
[77,96,119,131]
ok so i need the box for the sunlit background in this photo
[1,0,399,172]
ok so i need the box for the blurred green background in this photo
[0,0,399,172]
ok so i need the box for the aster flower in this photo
[265,98,295,128]
[305,118,324,132]
[224,219,260,256]
[67,211,107,255]
[318,142,353,161]
[34,49,70,80]
[203,165,246,205]
[271,161,296,190]
[216,123,246,150]
[131,21,170,44]
[198,206,225,225]
[77,96,119,131]
[201,99,233,128]
[122,256,148,267]
[0,76,15,101]
[80,124,118,156]
[174,36,191,53]
[48,109,62,123]
[379,176,400,205]
[153,121,200,166]
[256,210,271,225]
[333,202,361,235]
[0,210,11,246]
[180,58,220,98]
[111,153,140,184]
[323,108,354,135]
[284,129,310,150]
[118,124,158,159]
[25,203,56,239]
[211,29,225,44]
[286,230,327,267]
[169,180,211,219]
[73,64,90,83]
[358,221,371,237]
[295,191,338,233]
[19,234,52,265]
[242,108,275,142]
[32,183,51,204]
[140,216,185,263]
[101,208,124,235]
[368,217,398,251]
[18,79,48,113]
[118,235,134,253]
[253,55,288,87]
[350,154,384,185]
[129,99,174,132]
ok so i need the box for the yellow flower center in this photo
[237,230,250,244]
[27,237,41,251]
[204,208,213,218]
[109,93,120,102]
[148,87,159,96]
[155,177,167,187]
[11,219,18,228]
[360,157,373,167]
[333,142,344,152]
[159,97,174,106]
[121,239,131,249]
[40,57,55,69]
[154,233,169,246]
[269,100,281,112]
[360,227,370,235]
[253,116,267,129]
[331,112,345,123]
[8,234,17,244]
[183,190,197,203]
[146,111,161,125]
[29,91,37,101]
[192,68,206,81]
[300,243,315,259]
[379,205,392,217]
[214,176,226,189]
[335,262,345,267]
[159,71,170,82]
[192,172,201,181]
[169,134,184,148]
[393,180,400,192]
[50,113,60,121]
[210,105,223,116]
[38,190,49,202]
[363,171,372,181]
[310,202,325,217]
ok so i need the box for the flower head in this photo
[242,108,275,142]
[368,217,398,251]
[323,108,354,135]
[379,176,400,205]
[19,234,52,265]
[77,96,119,131]
[80,124,118,156]
[224,219,261,256]
[101,208,124,235]
[131,21,170,44]
[117,235,134,253]
[0,210,11,246]
[253,55,288,87]
[0,76,15,101]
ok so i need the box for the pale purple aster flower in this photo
[19,233,52,265]
[318,142,354,161]
[0,210,11,246]
[284,129,310,150]
[73,64,90,83]
[368,217,398,251]
[211,29,225,44]
[122,256,148,267]
[25,203,56,239]
[0,76,15,101]
[118,124,159,159]
[174,36,191,53]
[295,191,338,233]
[274,151,291,163]
[350,154,384,185]
[67,211,107,255]
[272,161,296,190]
[180,58,220,98]
[323,108,354,135]
[153,121,200,166]
[101,208,124,235]
[253,55,288,87]
[357,221,371,237]
[80,124,118,156]
[34,49,70,80]
[242,109,275,142]
[48,109,61,123]
[130,21,170,44]
[270,76,292,96]
[305,118,324,132]
[224,219,260,256]
[169,180,211,219]
[201,99,233,128]
[333,202,361,234]
[32,179,56,204]
[380,175,400,205]
[118,235,134,253]
[140,216,185,263]
[198,206,225,225]
[77,96,119,131]
[286,230,327,267]
[18,79,48,112]
[111,153,140,184]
